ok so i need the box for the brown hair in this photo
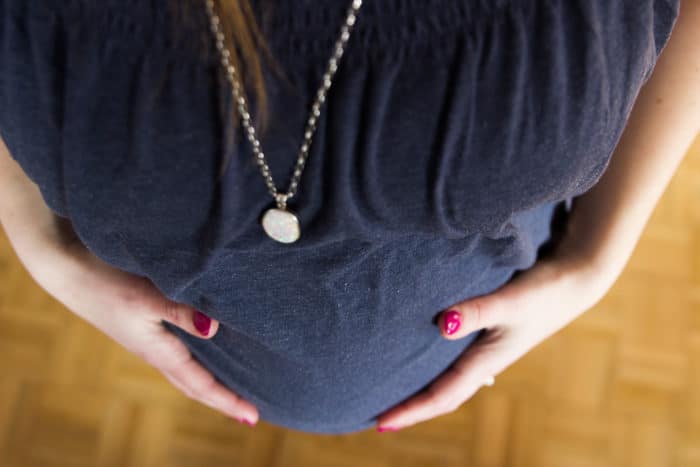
[210,0,275,135]
[169,0,288,178]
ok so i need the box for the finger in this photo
[160,370,254,425]
[378,332,504,429]
[377,366,473,429]
[436,263,551,341]
[436,260,570,340]
[156,300,220,339]
[437,293,505,341]
[156,329,259,424]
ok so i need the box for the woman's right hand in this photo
[32,236,260,426]
[1,136,257,425]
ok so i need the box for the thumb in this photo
[436,293,505,341]
[157,300,220,339]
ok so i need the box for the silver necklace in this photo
[205,0,363,244]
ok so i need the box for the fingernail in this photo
[377,426,400,433]
[193,309,211,336]
[443,309,461,335]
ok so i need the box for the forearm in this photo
[0,135,81,277]
[556,0,700,283]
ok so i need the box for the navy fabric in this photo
[1,0,679,434]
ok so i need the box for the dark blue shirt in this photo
[0,0,679,434]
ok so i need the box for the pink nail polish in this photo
[193,309,211,336]
[443,309,461,335]
[377,426,400,433]
[234,417,255,427]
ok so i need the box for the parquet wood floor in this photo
[1,135,699,467]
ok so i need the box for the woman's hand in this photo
[1,140,258,426]
[375,241,617,432]
[375,0,700,434]
[34,239,260,426]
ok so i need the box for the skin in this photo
[0,138,259,426]
[2,0,698,434]
[375,0,700,431]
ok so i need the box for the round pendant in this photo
[261,207,300,243]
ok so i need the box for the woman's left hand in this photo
[375,247,619,432]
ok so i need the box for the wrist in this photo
[2,215,90,297]
[548,212,629,305]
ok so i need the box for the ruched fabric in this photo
[0,0,679,433]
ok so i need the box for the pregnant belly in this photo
[162,261,516,434]
[165,316,484,434]
[156,201,561,433]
